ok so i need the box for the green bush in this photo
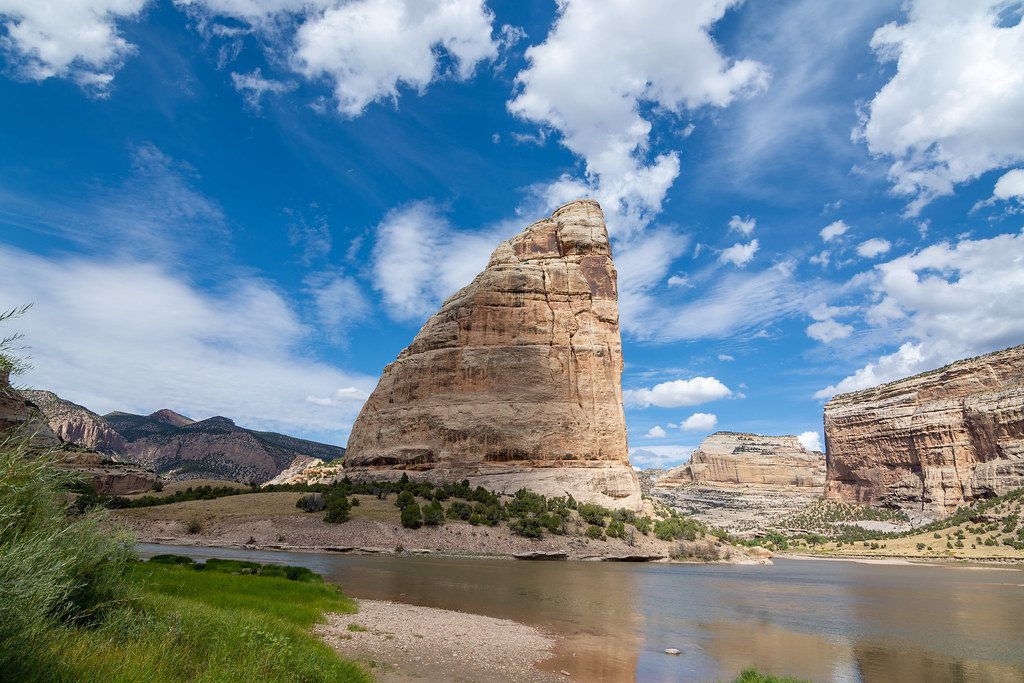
[510,516,544,538]
[296,493,326,512]
[578,503,610,526]
[585,525,605,541]
[422,501,445,526]
[324,493,351,523]
[654,516,704,542]
[401,503,423,529]
[395,490,415,509]
[447,500,473,520]
[606,519,626,539]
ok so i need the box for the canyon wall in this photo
[343,200,641,509]
[824,344,1024,520]
[657,432,825,488]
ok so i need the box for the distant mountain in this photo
[23,390,345,484]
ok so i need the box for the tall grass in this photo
[0,435,135,676]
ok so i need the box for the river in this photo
[137,544,1024,682]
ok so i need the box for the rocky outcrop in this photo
[57,451,155,495]
[343,200,641,509]
[651,432,825,534]
[824,344,1024,520]
[21,390,128,454]
[657,432,826,488]
[0,369,59,448]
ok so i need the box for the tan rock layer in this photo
[657,432,826,488]
[824,344,1024,520]
[344,200,641,508]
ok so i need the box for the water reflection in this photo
[137,545,1024,682]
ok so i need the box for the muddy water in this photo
[137,544,1024,682]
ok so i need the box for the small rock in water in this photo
[664,648,681,656]
[560,670,571,677]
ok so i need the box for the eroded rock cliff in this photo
[0,369,59,448]
[657,432,826,488]
[21,390,128,454]
[343,199,641,508]
[824,344,1024,520]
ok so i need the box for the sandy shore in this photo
[316,599,561,682]
[777,553,1024,569]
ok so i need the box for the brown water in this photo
[138,544,1024,682]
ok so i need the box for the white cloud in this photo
[0,0,146,93]
[629,260,821,342]
[644,425,667,438]
[508,0,768,235]
[816,230,1024,398]
[856,238,891,258]
[628,445,694,469]
[666,275,691,288]
[994,168,1024,200]
[797,430,823,452]
[806,319,853,343]
[231,68,295,110]
[624,377,732,409]
[809,250,830,268]
[857,1,1024,214]
[370,201,508,321]
[717,354,734,362]
[809,303,857,321]
[304,272,369,340]
[293,0,497,116]
[719,239,759,267]
[613,229,690,333]
[820,219,849,242]
[728,215,756,236]
[681,412,717,431]
[0,245,377,443]
[305,386,369,407]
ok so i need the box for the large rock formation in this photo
[0,368,59,448]
[343,199,641,508]
[651,432,826,533]
[824,344,1024,520]
[21,390,128,454]
[658,432,826,488]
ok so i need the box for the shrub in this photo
[654,517,703,542]
[606,519,626,539]
[186,518,203,534]
[510,517,545,538]
[324,494,351,523]
[447,501,473,520]
[422,501,444,526]
[152,480,164,492]
[401,503,423,529]
[633,516,652,534]
[468,513,482,526]
[585,525,605,541]
[296,493,326,512]
[395,491,415,509]
[578,503,610,526]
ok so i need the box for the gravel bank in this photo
[317,599,560,682]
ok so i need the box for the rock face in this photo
[824,344,1024,520]
[21,390,128,454]
[343,200,641,508]
[658,432,826,488]
[0,369,60,448]
[651,432,826,534]
[103,411,347,484]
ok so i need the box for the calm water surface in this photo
[137,544,1024,682]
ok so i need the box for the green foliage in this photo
[0,304,32,376]
[606,519,626,539]
[654,516,705,542]
[324,492,351,523]
[585,524,605,541]
[395,490,415,509]
[447,500,473,520]
[297,493,326,512]
[577,503,611,526]
[633,516,652,534]
[401,503,423,529]
[735,668,810,683]
[510,516,545,538]
[422,501,445,526]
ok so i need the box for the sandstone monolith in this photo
[343,200,641,508]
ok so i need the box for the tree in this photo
[401,503,423,529]
[423,501,444,526]
[324,494,351,523]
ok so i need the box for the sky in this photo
[1,0,1023,468]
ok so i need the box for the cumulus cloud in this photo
[623,377,732,409]
[729,215,756,236]
[820,220,849,242]
[293,0,497,116]
[806,318,853,343]
[370,201,508,321]
[816,230,1024,398]
[994,168,1024,200]
[0,0,146,93]
[644,425,667,438]
[508,0,769,235]
[719,239,759,267]
[0,245,377,443]
[797,430,823,452]
[857,1,1024,214]
[681,412,717,431]
[303,272,369,340]
[856,238,891,258]
[717,354,734,362]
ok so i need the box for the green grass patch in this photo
[735,668,809,683]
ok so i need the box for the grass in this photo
[30,560,370,682]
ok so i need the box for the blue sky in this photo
[1,0,1022,467]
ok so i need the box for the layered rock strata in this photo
[652,432,826,533]
[824,344,1024,520]
[21,390,128,454]
[657,432,826,488]
[343,200,641,508]
[0,369,59,448]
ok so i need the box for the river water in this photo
[137,544,1024,682]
